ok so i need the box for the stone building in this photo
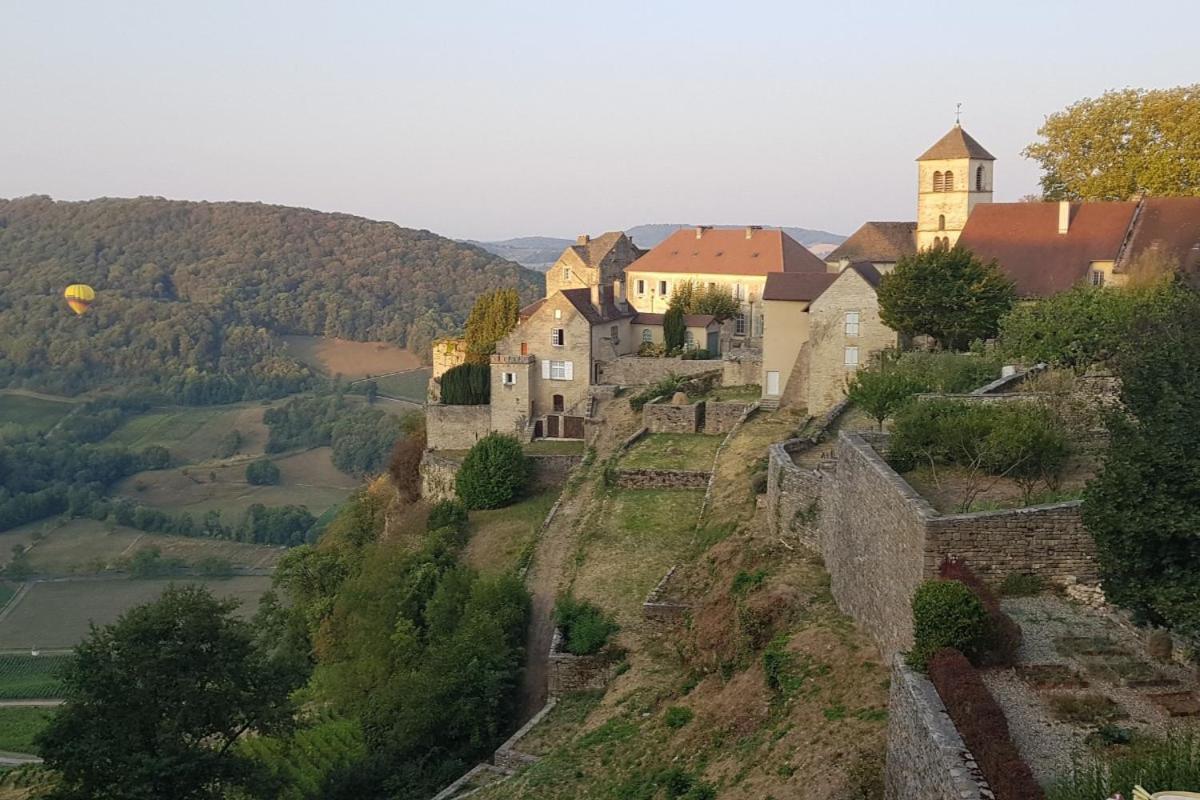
[760,263,897,412]
[544,232,644,298]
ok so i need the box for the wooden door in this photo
[545,415,559,438]
[563,415,585,440]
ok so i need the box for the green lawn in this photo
[372,369,430,403]
[0,393,75,432]
[621,434,722,471]
[525,440,586,456]
[0,655,69,700]
[0,707,54,754]
[702,384,761,403]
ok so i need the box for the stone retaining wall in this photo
[703,401,752,434]
[420,451,462,503]
[885,656,991,800]
[530,454,584,489]
[764,398,849,544]
[642,565,689,624]
[548,629,620,695]
[596,357,719,386]
[613,469,711,490]
[644,401,704,433]
[426,404,492,451]
[721,352,761,387]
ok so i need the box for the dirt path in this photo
[515,396,638,724]
[0,699,63,708]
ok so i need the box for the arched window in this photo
[932,171,944,192]
[684,330,695,350]
[938,214,946,231]
[641,328,652,343]
[552,394,564,413]
[975,165,984,191]
[943,171,954,191]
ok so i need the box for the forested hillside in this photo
[0,196,541,395]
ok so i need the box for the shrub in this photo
[463,288,520,363]
[1047,733,1200,800]
[245,458,281,486]
[908,579,990,670]
[885,349,1002,394]
[680,348,712,361]
[847,368,924,429]
[440,363,490,405]
[629,373,687,412]
[664,706,694,729]
[554,596,618,656]
[637,341,666,357]
[927,648,1044,800]
[387,431,426,503]
[455,433,529,510]
[938,559,1022,667]
[426,500,468,535]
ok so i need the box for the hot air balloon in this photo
[64,284,95,316]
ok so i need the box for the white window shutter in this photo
[541,360,550,379]
[564,361,574,380]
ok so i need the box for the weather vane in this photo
[956,102,962,125]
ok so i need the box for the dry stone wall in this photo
[721,350,761,387]
[596,357,718,386]
[703,401,751,434]
[885,656,991,800]
[548,629,620,695]
[426,404,492,451]
[614,469,710,489]
[644,400,703,433]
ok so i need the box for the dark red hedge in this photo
[938,558,1023,666]
[927,648,1045,800]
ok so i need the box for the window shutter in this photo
[542,360,550,379]
[564,361,574,380]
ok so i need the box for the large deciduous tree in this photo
[669,280,741,322]
[878,246,1015,350]
[1024,85,1200,200]
[37,585,301,800]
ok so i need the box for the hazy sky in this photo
[3,1,1197,241]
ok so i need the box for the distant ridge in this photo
[471,224,846,271]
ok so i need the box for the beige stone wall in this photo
[496,293,593,419]
[591,317,633,363]
[644,401,703,433]
[490,355,536,437]
[624,270,766,337]
[431,338,467,381]
[761,298,811,402]
[544,249,592,296]
[804,270,897,414]
[595,357,719,386]
[426,404,491,451]
[916,157,992,250]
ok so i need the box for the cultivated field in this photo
[0,707,54,755]
[0,655,70,699]
[116,446,358,518]
[372,369,430,404]
[106,403,269,464]
[0,392,76,432]
[282,335,422,380]
[0,576,272,650]
[0,518,283,573]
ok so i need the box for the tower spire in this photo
[955,102,962,126]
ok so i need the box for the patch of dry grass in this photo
[620,434,722,471]
[281,335,421,379]
[465,490,561,576]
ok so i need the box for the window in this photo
[933,171,944,192]
[562,266,571,282]
[609,325,619,345]
[938,214,946,231]
[684,331,695,350]
[636,279,646,297]
[641,328,652,343]
[1091,269,1106,287]
[502,372,516,386]
[754,314,764,337]
[943,170,954,190]
[554,308,562,320]
[520,341,528,356]
[551,328,565,347]
[975,165,984,191]
[658,280,668,296]
[735,314,747,335]
[547,360,571,380]
[552,394,564,412]
[733,283,745,301]
[844,311,860,336]
[844,346,860,368]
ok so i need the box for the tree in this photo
[878,246,1016,350]
[663,305,686,353]
[246,458,281,486]
[1024,85,1200,200]
[388,428,427,503]
[847,367,923,430]
[463,289,520,364]
[455,433,529,510]
[440,363,490,404]
[1083,286,1200,641]
[670,280,741,322]
[36,585,300,800]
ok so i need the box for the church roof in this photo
[625,228,828,277]
[917,125,995,161]
[826,222,916,264]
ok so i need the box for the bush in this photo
[426,500,468,535]
[245,458,281,486]
[909,579,989,670]
[554,596,618,656]
[629,373,687,412]
[1047,732,1200,800]
[847,368,924,429]
[664,706,694,729]
[999,573,1045,597]
[927,649,1044,800]
[664,305,686,352]
[637,341,666,357]
[885,349,1001,394]
[440,363,490,405]
[387,431,426,503]
[680,348,712,361]
[455,433,529,510]
[938,559,1022,667]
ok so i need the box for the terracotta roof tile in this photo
[626,228,827,277]
[826,222,917,264]
[762,272,839,302]
[917,125,995,161]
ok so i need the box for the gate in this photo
[545,415,559,438]
[563,415,585,439]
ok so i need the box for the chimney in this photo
[745,225,762,239]
[613,278,626,309]
[694,225,712,239]
[577,234,590,245]
[1058,201,1071,235]
[590,282,601,311]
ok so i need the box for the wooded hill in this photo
[0,196,542,395]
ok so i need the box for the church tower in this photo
[916,124,994,250]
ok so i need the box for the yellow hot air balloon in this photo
[64,284,96,316]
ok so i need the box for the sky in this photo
[2,1,1197,242]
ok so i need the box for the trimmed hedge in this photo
[909,579,989,670]
[927,648,1044,800]
[938,558,1022,667]
[440,363,490,405]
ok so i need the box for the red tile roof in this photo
[1121,197,1200,274]
[626,228,827,277]
[826,222,916,264]
[957,202,1138,297]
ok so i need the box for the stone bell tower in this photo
[916,123,995,250]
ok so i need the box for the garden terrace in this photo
[619,434,722,472]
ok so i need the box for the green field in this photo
[620,433,723,471]
[371,369,430,404]
[0,707,54,755]
[0,655,69,700]
[106,404,269,464]
[0,392,75,432]
[0,576,272,650]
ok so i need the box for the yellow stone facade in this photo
[916,157,993,250]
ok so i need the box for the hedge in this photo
[909,579,989,670]
[554,596,618,655]
[440,363,490,405]
[938,558,1022,667]
[927,648,1044,800]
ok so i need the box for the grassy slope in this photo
[0,393,76,432]
[0,707,53,754]
[475,408,890,800]
[465,490,561,577]
[620,434,723,471]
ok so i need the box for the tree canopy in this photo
[1023,85,1200,200]
[37,584,302,800]
[463,289,520,364]
[878,246,1016,350]
[669,280,741,322]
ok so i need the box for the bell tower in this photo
[916,122,994,250]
